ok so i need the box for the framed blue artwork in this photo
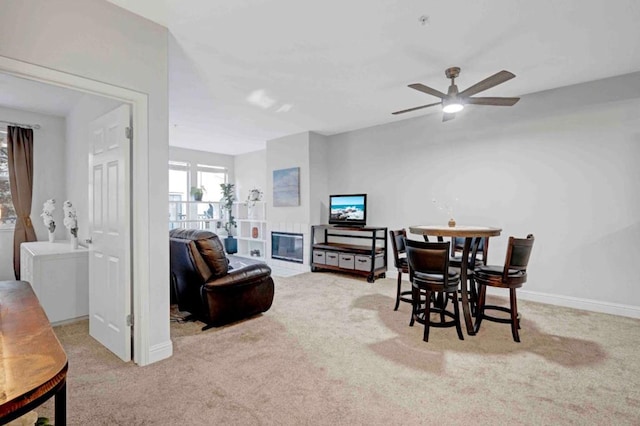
[273,167,300,207]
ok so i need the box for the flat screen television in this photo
[329,194,367,227]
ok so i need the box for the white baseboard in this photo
[51,315,89,327]
[148,340,173,364]
[516,289,640,319]
[387,270,640,319]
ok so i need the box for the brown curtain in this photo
[7,126,36,279]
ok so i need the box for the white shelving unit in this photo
[234,201,267,261]
[168,200,224,232]
[169,199,267,261]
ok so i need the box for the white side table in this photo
[20,241,89,323]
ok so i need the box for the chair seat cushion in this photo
[475,265,525,278]
[450,254,484,262]
[398,258,409,271]
[414,270,460,282]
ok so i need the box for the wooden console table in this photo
[310,225,387,282]
[0,280,68,425]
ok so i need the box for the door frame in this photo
[0,55,152,366]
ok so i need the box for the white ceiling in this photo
[5,1,640,156]
[159,0,640,155]
[0,73,86,118]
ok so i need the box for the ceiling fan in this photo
[392,67,520,122]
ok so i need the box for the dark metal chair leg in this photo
[394,271,402,311]
[438,292,446,324]
[409,285,418,326]
[469,276,478,316]
[474,283,486,334]
[423,289,431,342]
[510,288,520,342]
[452,291,464,340]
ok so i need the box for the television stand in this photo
[310,225,387,282]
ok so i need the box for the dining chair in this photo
[450,236,489,266]
[389,229,411,310]
[405,239,463,342]
[474,234,534,342]
[449,236,489,315]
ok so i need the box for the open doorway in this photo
[0,55,159,365]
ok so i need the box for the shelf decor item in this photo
[432,197,458,228]
[220,183,237,254]
[190,186,205,201]
[246,188,263,206]
[41,198,56,242]
[63,200,79,249]
[252,226,259,239]
[246,187,263,219]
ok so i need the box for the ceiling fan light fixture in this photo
[442,98,464,113]
[393,67,518,119]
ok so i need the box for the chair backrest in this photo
[502,234,534,280]
[451,236,489,258]
[389,229,407,269]
[405,239,452,285]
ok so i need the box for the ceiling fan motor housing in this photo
[445,67,461,79]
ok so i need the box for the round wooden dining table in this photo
[0,281,68,425]
[408,225,502,335]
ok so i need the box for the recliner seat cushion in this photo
[205,263,272,289]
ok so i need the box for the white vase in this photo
[48,231,55,243]
[71,236,78,249]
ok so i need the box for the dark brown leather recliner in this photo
[169,228,274,329]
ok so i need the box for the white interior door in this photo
[88,104,132,362]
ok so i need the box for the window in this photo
[168,161,228,230]
[168,161,189,228]
[168,161,189,202]
[196,164,227,202]
[0,129,16,229]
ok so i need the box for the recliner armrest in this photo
[204,263,272,289]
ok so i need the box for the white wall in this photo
[326,72,640,316]
[265,132,314,270]
[308,133,329,226]
[0,0,171,363]
[266,132,311,226]
[234,149,267,202]
[206,73,640,317]
[66,95,124,245]
[0,107,66,280]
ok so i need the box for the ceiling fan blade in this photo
[392,102,441,115]
[459,70,515,97]
[442,112,456,122]
[408,83,447,99]
[465,97,520,106]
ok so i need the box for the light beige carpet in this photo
[40,272,640,425]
